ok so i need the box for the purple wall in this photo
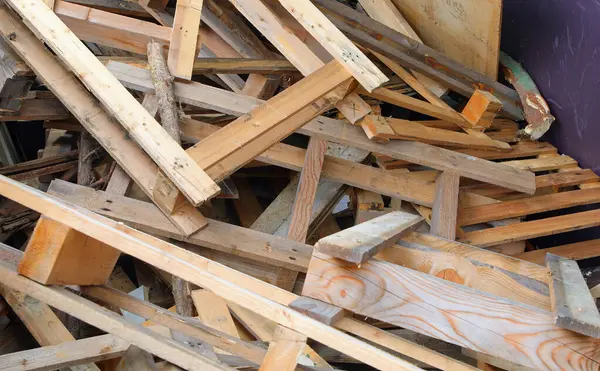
[502,0,600,172]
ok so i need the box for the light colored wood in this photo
[547,254,600,338]
[0,175,425,371]
[192,289,240,339]
[430,172,460,240]
[503,155,578,172]
[302,252,600,370]
[336,318,477,371]
[298,116,536,195]
[115,346,158,371]
[106,165,132,195]
[315,211,424,264]
[168,0,203,80]
[0,334,128,370]
[389,0,501,79]
[0,5,207,236]
[459,188,600,226]
[357,0,447,96]
[4,0,220,207]
[517,239,600,266]
[460,209,600,247]
[18,216,120,285]
[278,0,387,92]
[288,296,345,326]
[287,139,327,243]
[462,90,502,130]
[258,326,306,371]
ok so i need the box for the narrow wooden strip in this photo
[502,155,578,172]
[460,209,600,247]
[168,0,203,80]
[517,239,600,266]
[431,172,460,240]
[459,188,600,226]
[0,149,78,175]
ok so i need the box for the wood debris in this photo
[0,1,597,370]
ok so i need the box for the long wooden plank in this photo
[460,209,600,247]
[102,58,298,74]
[547,254,600,338]
[302,252,600,370]
[168,0,203,80]
[298,117,536,194]
[0,175,423,371]
[0,5,206,236]
[315,211,424,264]
[459,188,600,226]
[4,0,220,207]
[0,334,129,370]
[277,0,387,92]
[517,239,600,266]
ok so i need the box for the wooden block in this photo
[315,211,424,265]
[355,189,384,211]
[288,296,345,325]
[546,254,600,338]
[18,216,120,285]
[192,290,240,339]
[168,0,203,80]
[462,90,502,130]
[430,172,460,240]
[360,115,396,143]
[258,326,307,371]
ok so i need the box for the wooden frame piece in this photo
[430,172,460,240]
[168,0,204,80]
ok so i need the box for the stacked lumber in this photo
[0,0,597,370]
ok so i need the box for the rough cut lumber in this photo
[430,172,460,240]
[462,90,503,130]
[460,209,600,247]
[315,211,424,264]
[288,296,345,326]
[0,263,232,370]
[313,0,523,120]
[258,326,307,371]
[0,38,33,112]
[517,239,600,266]
[18,216,120,285]
[168,0,203,80]
[0,175,423,371]
[4,0,221,208]
[192,289,240,340]
[46,180,311,271]
[298,117,536,194]
[0,5,208,235]
[277,0,388,92]
[0,149,78,175]
[0,334,128,370]
[303,252,600,369]
[459,188,600,226]
[547,254,600,338]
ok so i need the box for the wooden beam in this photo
[0,334,128,370]
[0,4,207,236]
[517,239,600,266]
[258,326,307,371]
[302,252,600,370]
[4,0,220,208]
[168,0,203,80]
[0,174,425,371]
[462,90,502,130]
[546,254,600,338]
[192,289,240,339]
[315,211,424,265]
[430,172,460,240]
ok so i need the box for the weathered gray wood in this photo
[547,254,600,338]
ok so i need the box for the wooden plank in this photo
[0,334,128,370]
[336,318,477,371]
[0,5,207,236]
[46,180,312,272]
[315,211,424,264]
[192,289,240,339]
[0,149,78,175]
[287,139,327,243]
[459,188,600,226]
[278,0,388,92]
[460,209,600,247]
[389,0,501,79]
[0,174,425,371]
[18,216,120,285]
[430,172,460,240]
[517,239,600,266]
[258,326,306,371]
[462,90,502,130]
[288,296,345,325]
[547,254,600,338]
[168,0,203,80]
[502,155,578,172]
[4,0,221,208]
[302,252,600,370]
[297,116,536,194]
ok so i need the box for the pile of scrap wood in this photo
[0,0,599,369]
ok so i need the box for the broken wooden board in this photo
[546,254,600,338]
[315,211,424,265]
[302,252,600,369]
